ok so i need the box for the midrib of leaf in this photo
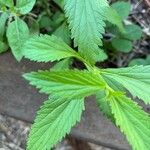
[119,101,150,132]
[88,0,102,43]
[29,101,68,145]
[15,18,21,46]
[110,95,150,149]
[64,0,108,63]
[27,99,84,150]
[50,74,101,86]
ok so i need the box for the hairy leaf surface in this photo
[64,0,108,63]
[109,94,150,150]
[23,35,78,62]
[27,98,84,150]
[100,65,150,104]
[23,70,105,99]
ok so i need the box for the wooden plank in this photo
[0,52,130,150]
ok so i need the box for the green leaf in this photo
[123,24,142,41]
[39,16,51,29]
[53,22,71,45]
[23,70,105,99]
[64,0,108,64]
[96,90,112,119]
[52,58,72,71]
[0,40,8,53]
[53,0,64,9]
[27,97,84,150]
[16,0,36,14]
[111,1,131,20]
[109,94,150,150]
[100,65,150,104]
[7,17,29,61]
[101,74,125,92]
[0,0,14,7]
[128,55,150,66]
[28,18,39,35]
[0,12,9,40]
[105,7,125,33]
[129,58,147,66]
[112,38,132,53]
[23,34,78,62]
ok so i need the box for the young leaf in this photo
[123,24,142,41]
[27,98,84,150]
[16,0,36,14]
[23,35,78,62]
[109,94,150,150]
[23,70,106,99]
[0,40,8,53]
[111,38,132,53]
[100,65,150,104]
[105,7,125,33]
[111,2,131,20]
[0,12,9,40]
[0,0,14,7]
[7,17,29,61]
[53,22,71,45]
[64,0,108,64]
[52,58,72,71]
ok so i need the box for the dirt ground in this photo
[0,114,111,150]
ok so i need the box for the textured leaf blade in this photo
[64,0,108,63]
[100,65,150,104]
[109,94,150,150]
[27,98,84,150]
[23,34,78,62]
[0,0,14,7]
[52,58,72,71]
[105,7,125,33]
[7,17,29,61]
[0,12,9,40]
[16,0,36,14]
[23,70,105,99]
[96,90,113,119]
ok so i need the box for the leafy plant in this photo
[0,0,36,60]
[19,0,150,150]
[105,1,142,53]
[1,0,149,150]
